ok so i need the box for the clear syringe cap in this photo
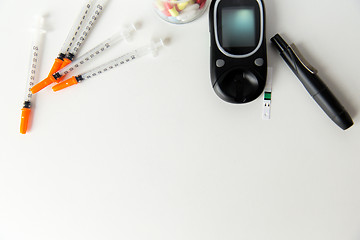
[29,14,49,32]
[149,38,167,57]
[120,23,139,42]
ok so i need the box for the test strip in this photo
[262,67,273,120]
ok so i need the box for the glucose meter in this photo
[209,0,267,103]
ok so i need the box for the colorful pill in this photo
[154,0,208,24]
[165,2,180,17]
[162,9,172,17]
[177,1,189,11]
[176,4,199,21]
[154,0,165,11]
[197,0,206,8]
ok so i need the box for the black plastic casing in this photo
[271,34,353,130]
[209,0,267,104]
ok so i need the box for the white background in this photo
[1,0,360,240]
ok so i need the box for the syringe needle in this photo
[20,16,46,134]
[52,39,165,92]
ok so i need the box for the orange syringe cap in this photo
[55,58,72,83]
[52,76,79,92]
[31,75,56,94]
[31,57,64,94]
[49,58,64,76]
[20,108,31,134]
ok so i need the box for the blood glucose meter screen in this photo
[222,7,256,48]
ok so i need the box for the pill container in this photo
[153,0,210,24]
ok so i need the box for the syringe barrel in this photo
[66,0,109,57]
[59,0,97,55]
[24,17,46,103]
[56,26,136,77]
[80,39,164,80]
[80,52,137,80]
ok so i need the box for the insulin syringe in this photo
[48,25,136,85]
[31,0,108,94]
[53,39,165,91]
[47,0,96,76]
[60,0,109,72]
[20,16,46,134]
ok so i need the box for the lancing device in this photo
[271,34,353,130]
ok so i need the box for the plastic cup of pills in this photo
[153,0,210,24]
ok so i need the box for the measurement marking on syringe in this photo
[71,4,104,55]
[52,39,164,92]
[61,41,111,75]
[28,45,40,99]
[84,55,137,79]
[21,15,47,134]
[67,3,92,52]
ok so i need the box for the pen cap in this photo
[270,34,289,52]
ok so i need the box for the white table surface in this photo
[1,0,360,240]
